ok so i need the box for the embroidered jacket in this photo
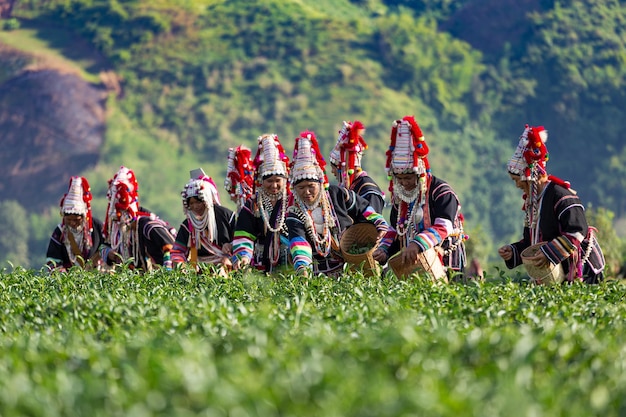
[171,204,235,265]
[99,215,175,271]
[349,172,385,214]
[387,176,466,271]
[505,181,605,283]
[231,195,290,272]
[287,185,392,276]
[46,218,105,270]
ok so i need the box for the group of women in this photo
[46,117,605,284]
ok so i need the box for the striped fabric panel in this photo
[431,183,456,202]
[171,241,189,264]
[232,230,256,262]
[414,228,442,252]
[362,206,389,232]
[510,244,523,268]
[555,195,585,220]
[289,236,313,272]
[413,217,451,252]
[378,234,396,253]
[433,217,454,235]
[542,235,577,265]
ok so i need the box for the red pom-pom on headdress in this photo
[522,125,549,178]
[225,145,254,205]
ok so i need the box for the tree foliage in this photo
[5,0,626,266]
[496,0,626,217]
[0,200,29,268]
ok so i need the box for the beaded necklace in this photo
[293,190,335,257]
[393,180,426,240]
[108,217,143,268]
[187,201,217,248]
[258,187,288,234]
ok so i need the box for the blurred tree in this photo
[0,0,16,19]
[585,206,626,278]
[0,200,30,269]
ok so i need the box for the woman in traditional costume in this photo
[378,116,467,278]
[171,172,235,273]
[286,131,392,277]
[231,134,292,273]
[99,166,175,272]
[497,125,605,283]
[329,120,385,213]
[46,176,105,272]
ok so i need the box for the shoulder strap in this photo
[67,233,86,268]
[190,246,198,269]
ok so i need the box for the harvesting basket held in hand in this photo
[339,223,380,277]
[388,247,448,283]
[520,242,565,285]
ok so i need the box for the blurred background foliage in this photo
[1,0,625,275]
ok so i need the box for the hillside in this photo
[1,0,625,269]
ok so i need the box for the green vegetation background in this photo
[1,0,626,274]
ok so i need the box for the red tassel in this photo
[548,175,570,189]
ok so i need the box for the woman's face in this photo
[294,180,321,205]
[262,175,286,195]
[509,173,530,194]
[394,173,419,191]
[64,213,84,230]
[330,164,340,181]
[188,197,207,216]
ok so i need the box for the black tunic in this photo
[505,181,605,283]
[388,176,466,272]
[232,195,290,272]
[46,218,105,269]
[350,173,385,214]
[172,205,235,261]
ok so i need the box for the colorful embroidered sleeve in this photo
[361,205,394,252]
[413,217,452,252]
[542,236,578,265]
[231,203,260,263]
[286,215,313,274]
[232,230,256,263]
[412,180,459,252]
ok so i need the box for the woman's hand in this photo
[372,248,388,264]
[498,245,513,261]
[221,256,233,271]
[401,242,421,264]
[232,256,250,271]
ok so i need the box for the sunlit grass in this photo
[0,26,104,83]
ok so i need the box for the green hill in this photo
[1,0,625,271]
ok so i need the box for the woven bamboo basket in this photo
[339,223,380,277]
[521,243,565,285]
[388,247,448,283]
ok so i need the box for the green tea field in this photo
[1,268,625,416]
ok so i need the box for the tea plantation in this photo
[0,267,625,416]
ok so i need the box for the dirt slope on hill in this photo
[0,66,107,210]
